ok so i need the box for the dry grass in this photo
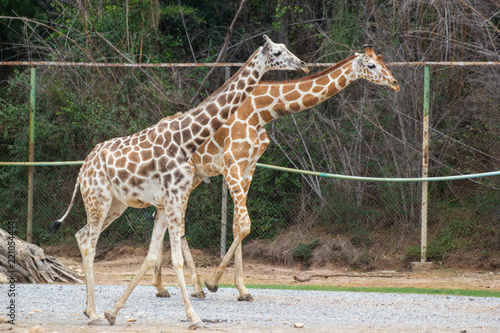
[243,227,375,270]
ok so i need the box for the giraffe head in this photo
[261,35,309,74]
[353,45,400,92]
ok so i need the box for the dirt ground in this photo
[50,245,500,291]
[5,246,499,333]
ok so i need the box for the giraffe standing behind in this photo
[53,35,309,329]
[153,45,400,302]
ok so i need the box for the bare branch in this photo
[0,15,95,62]
[178,0,197,63]
[189,0,247,105]
[92,28,187,107]
[458,0,500,35]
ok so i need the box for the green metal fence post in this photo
[27,67,37,243]
[420,65,431,263]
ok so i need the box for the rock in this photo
[127,318,137,322]
[411,261,434,272]
[0,323,13,331]
[28,325,45,333]
[293,323,305,328]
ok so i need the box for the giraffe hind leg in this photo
[166,205,203,329]
[152,175,205,299]
[77,199,127,325]
[181,174,205,298]
[153,252,171,298]
[182,237,205,298]
[152,239,205,299]
[76,222,103,325]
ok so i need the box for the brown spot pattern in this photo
[303,94,319,108]
[255,96,274,108]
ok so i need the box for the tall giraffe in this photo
[153,45,399,302]
[53,35,309,329]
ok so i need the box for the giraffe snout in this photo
[298,61,310,74]
[390,80,400,92]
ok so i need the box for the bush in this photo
[293,238,321,261]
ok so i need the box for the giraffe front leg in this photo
[153,250,171,298]
[104,209,169,325]
[235,242,253,301]
[231,204,253,301]
[204,216,250,294]
[234,174,258,301]
[205,161,246,294]
[205,179,252,295]
[233,156,262,301]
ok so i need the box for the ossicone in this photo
[363,44,375,56]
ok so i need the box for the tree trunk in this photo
[0,228,82,284]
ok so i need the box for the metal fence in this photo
[0,61,499,267]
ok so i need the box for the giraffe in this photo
[153,45,400,302]
[52,35,309,329]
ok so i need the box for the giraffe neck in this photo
[246,55,359,125]
[153,47,269,157]
[193,47,265,112]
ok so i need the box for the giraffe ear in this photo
[262,35,271,53]
[355,55,364,67]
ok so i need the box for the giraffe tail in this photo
[51,179,80,235]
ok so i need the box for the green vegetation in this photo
[0,1,498,265]
[218,284,500,298]
[293,238,321,260]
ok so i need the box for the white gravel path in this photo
[3,284,499,332]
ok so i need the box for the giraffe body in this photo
[54,35,308,328]
[157,46,400,301]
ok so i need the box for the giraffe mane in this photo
[260,54,358,85]
[169,111,184,119]
[158,111,184,122]
[186,47,262,114]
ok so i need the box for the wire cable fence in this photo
[0,61,499,268]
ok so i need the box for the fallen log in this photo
[0,228,82,283]
[293,273,406,282]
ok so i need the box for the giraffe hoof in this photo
[237,293,254,302]
[156,289,171,298]
[104,311,116,325]
[87,317,103,325]
[205,281,218,293]
[191,290,206,299]
[189,320,205,330]
[83,310,89,319]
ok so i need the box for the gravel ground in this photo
[4,284,500,332]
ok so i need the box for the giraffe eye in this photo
[273,51,282,56]
[368,64,376,69]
